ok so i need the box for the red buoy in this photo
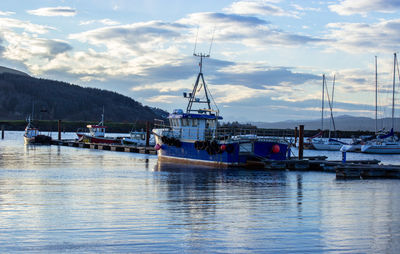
[272,144,280,153]
[220,144,226,151]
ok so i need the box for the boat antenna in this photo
[193,26,199,56]
[208,26,216,56]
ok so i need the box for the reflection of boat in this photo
[361,53,400,154]
[23,116,52,144]
[76,112,121,144]
[152,53,288,167]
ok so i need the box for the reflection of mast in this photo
[186,53,212,114]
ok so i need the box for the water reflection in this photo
[0,132,399,252]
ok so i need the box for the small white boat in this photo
[23,116,52,144]
[312,138,346,151]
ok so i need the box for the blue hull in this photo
[157,140,242,166]
[155,138,288,167]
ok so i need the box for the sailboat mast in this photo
[321,74,325,133]
[375,56,378,133]
[392,53,396,131]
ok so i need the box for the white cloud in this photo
[80,19,120,26]
[224,0,298,17]
[27,6,77,17]
[0,11,15,16]
[324,19,400,53]
[69,21,186,57]
[178,12,321,48]
[0,17,54,34]
[329,0,400,16]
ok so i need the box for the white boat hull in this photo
[361,144,400,154]
[312,141,343,151]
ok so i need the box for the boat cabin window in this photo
[192,119,198,127]
[182,118,188,127]
[206,119,216,128]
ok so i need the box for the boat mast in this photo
[392,53,396,131]
[375,56,378,133]
[321,74,325,134]
[186,53,212,114]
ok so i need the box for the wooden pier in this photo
[51,140,157,155]
[261,157,400,180]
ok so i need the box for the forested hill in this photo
[0,72,167,122]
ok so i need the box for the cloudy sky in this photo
[0,0,399,123]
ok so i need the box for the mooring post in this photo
[146,121,150,147]
[1,125,4,139]
[58,120,62,140]
[298,125,304,160]
[342,151,346,164]
[294,126,298,147]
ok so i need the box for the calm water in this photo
[1,131,400,253]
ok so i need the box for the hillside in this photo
[253,115,400,131]
[0,66,30,77]
[0,70,167,122]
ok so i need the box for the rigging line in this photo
[206,83,220,113]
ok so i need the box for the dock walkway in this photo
[51,139,157,155]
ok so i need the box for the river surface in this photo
[1,131,399,253]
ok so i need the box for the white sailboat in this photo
[361,53,400,154]
[312,74,347,150]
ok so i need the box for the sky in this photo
[0,0,400,123]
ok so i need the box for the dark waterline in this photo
[0,131,399,253]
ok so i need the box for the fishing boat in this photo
[361,53,400,154]
[76,112,121,144]
[152,53,288,167]
[312,74,347,150]
[23,115,52,144]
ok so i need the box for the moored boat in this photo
[76,112,121,144]
[23,116,52,144]
[152,54,288,167]
[361,53,400,154]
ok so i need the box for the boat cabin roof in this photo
[86,125,107,128]
[168,110,222,120]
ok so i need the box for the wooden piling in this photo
[298,125,304,160]
[146,121,150,147]
[58,120,61,140]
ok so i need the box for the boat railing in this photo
[211,127,258,141]
[154,119,170,129]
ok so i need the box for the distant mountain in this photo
[253,115,400,131]
[0,67,168,122]
[0,66,29,77]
